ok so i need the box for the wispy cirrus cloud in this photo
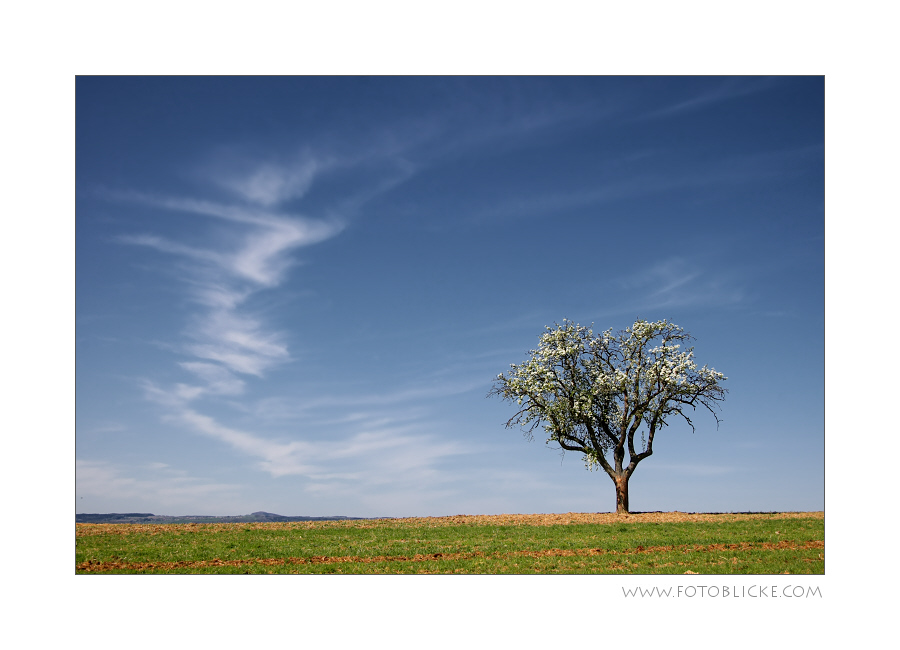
[109,154,348,483]
[468,145,819,223]
[635,77,781,121]
[648,462,739,476]
[185,308,290,377]
[118,195,342,287]
[178,361,246,397]
[76,459,243,513]
[115,153,344,391]
[116,233,228,267]
[246,376,487,423]
[615,257,746,312]
[141,377,467,482]
[113,145,472,486]
[211,154,323,207]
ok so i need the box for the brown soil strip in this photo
[76,540,824,573]
[75,511,824,537]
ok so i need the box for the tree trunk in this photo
[614,474,629,514]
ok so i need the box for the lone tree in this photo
[490,319,727,514]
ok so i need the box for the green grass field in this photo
[76,511,824,574]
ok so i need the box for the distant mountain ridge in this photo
[75,511,372,524]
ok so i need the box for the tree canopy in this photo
[490,318,727,513]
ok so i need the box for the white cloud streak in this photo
[223,158,321,207]
[616,257,745,312]
[229,375,488,432]
[120,196,342,287]
[185,309,289,377]
[141,378,466,482]
[118,155,343,388]
[470,146,815,224]
[178,361,246,396]
[76,459,242,512]
[647,462,739,476]
[117,233,228,266]
[635,77,781,121]
[115,148,470,488]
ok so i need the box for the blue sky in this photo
[76,76,824,517]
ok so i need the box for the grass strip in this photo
[77,539,824,573]
[76,513,824,575]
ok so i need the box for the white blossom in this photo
[490,318,727,474]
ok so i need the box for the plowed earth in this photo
[75,511,824,537]
[76,512,824,574]
[76,539,823,573]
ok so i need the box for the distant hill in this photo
[75,511,372,524]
